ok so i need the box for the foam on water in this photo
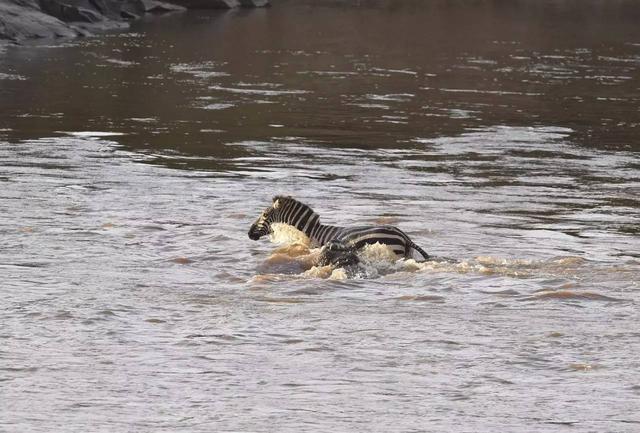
[259,224,599,282]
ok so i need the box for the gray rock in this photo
[0,1,80,40]
[37,0,134,35]
[39,0,104,23]
[0,0,267,42]
[165,0,269,8]
[165,0,239,8]
[119,0,147,19]
[141,0,186,13]
[239,0,269,6]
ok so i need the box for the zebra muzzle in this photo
[248,225,262,240]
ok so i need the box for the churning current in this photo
[1,1,639,432]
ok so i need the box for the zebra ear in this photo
[273,199,281,209]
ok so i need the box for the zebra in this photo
[248,196,430,261]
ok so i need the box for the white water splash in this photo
[261,224,591,281]
[269,223,311,246]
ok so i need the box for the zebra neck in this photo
[273,198,342,245]
[277,201,320,239]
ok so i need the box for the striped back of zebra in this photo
[248,196,429,261]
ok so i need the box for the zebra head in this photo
[248,196,287,241]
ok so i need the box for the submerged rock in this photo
[0,0,268,42]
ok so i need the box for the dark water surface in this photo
[1,1,639,431]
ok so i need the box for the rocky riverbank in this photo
[0,0,269,42]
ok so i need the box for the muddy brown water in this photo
[1,1,639,431]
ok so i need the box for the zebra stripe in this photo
[248,196,430,261]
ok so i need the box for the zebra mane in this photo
[272,195,293,204]
[272,195,314,211]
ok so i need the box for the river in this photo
[1,1,639,431]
